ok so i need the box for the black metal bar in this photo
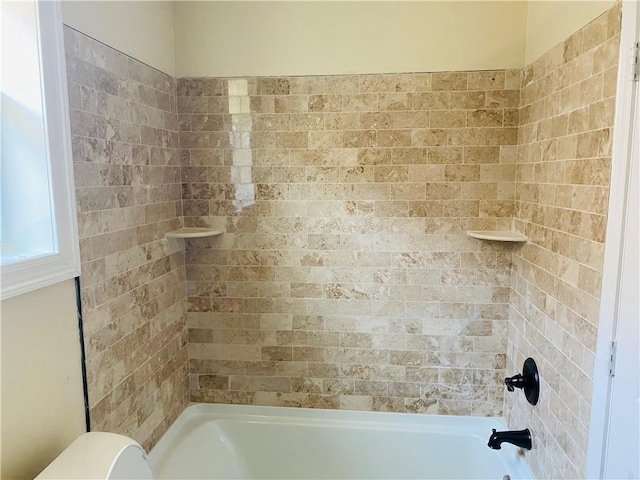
[74,276,91,432]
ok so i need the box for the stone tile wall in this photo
[62,5,621,464]
[64,27,189,450]
[179,71,521,415]
[506,5,621,478]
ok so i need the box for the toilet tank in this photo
[36,432,155,480]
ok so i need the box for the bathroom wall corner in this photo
[63,26,188,451]
[506,3,622,478]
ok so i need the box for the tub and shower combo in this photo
[142,358,539,479]
[40,361,537,479]
[147,403,534,479]
[40,401,535,480]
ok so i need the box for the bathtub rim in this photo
[149,401,520,453]
[148,401,534,480]
[160,401,511,433]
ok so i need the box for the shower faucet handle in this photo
[504,373,525,392]
[504,357,539,405]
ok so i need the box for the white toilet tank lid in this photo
[36,432,155,480]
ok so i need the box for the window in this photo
[1,0,80,300]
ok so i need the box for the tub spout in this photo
[487,428,532,450]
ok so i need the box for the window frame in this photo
[1,0,80,300]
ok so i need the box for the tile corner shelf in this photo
[165,228,223,239]
[466,230,528,242]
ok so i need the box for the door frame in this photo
[585,1,640,478]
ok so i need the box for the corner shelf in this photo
[165,228,223,239]
[466,230,528,242]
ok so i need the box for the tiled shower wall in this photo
[63,4,621,464]
[506,5,620,479]
[179,72,521,415]
[64,28,189,450]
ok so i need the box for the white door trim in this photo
[586,1,640,478]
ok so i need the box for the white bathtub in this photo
[149,404,534,480]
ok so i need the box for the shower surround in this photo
[179,72,521,415]
[63,4,621,479]
[64,27,188,450]
[507,5,621,478]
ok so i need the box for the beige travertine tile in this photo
[432,72,468,91]
[65,27,188,452]
[324,75,360,94]
[68,6,619,471]
[430,110,466,128]
[180,67,520,417]
[507,7,619,480]
[290,76,326,95]
[468,71,506,91]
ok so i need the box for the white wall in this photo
[60,1,618,78]
[524,0,616,65]
[0,280,86,480]
[173,1,528,77]
[61,1,176,76]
